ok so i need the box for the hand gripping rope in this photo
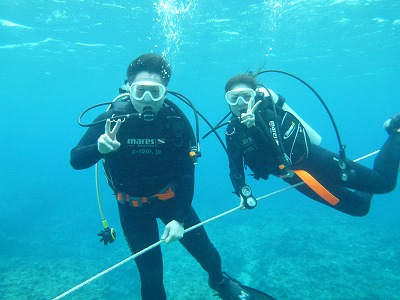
[52,150,379,299]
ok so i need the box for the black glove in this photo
[97,227,116,245]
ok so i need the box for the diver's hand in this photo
[97,119,122,154]
[161,220,184,244]
[240,97,262,128]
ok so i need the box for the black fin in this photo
[222,273,277,300]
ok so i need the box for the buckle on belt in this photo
[116,192,148,207]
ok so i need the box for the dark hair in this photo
[126,53,171,86]
[225,73,258,92]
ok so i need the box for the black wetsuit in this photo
[226,98,400,216]
[70,101,224,299]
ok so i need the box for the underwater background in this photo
[1,0,399,299]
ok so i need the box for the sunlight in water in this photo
[153,0,197,64]
[261,0,285,59]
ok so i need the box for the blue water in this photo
[1,1,399,299]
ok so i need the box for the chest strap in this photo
[116,185,175,207]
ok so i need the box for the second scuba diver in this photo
[223,73,399,215]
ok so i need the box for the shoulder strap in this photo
[276,94,285,109]
[255,110,289,174]
[163,99,196,148]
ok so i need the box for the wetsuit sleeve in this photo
[226,131,246,195]
[172,163,195,223]
[171,116,196,223]
[70,113,109,170]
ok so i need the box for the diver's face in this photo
[227,83,253,117]
[129,72,166,114]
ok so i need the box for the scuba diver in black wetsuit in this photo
[70,54,273,300]
[223,73,400,216]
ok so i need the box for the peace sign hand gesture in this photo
[240,97,262,128]
[97,119,122,154]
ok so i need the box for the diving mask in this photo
[129,81,167,102]
[225,88,256,105]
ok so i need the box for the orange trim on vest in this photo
[293,170,339,205]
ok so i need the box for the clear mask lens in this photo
[225,88,256,105]
[129,81,166,102]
